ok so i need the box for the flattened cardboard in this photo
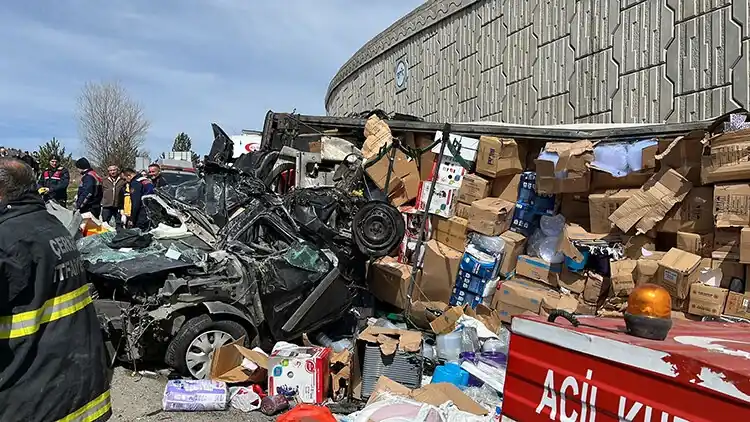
[457,173,492,204]
[357,326,422,356]
[588,189,638,233]
[657,248,702,300]
[475,136,523,178]
[210,337,268,384]
[701,128,750,184]
[535,140,594,194]
[688,284,728,316]
[676,231,714,258]
[432,216,469,251]
[498,230,527,276]
[610,259,637,297]
[657,187,713,234]
[714,183,750,227]
[467,197,515,236]
[656,131,704,185]
[421,240,461,303]
[609,169,692,234]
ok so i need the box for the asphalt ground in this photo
[110,366,275,422]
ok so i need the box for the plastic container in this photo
[431,362,470,388]
[565,248,590,271]
[481,338,506,353]
[538,236,564,264]
[436,332,462,362]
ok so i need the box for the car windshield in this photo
[161,171,199,186]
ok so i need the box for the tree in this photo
[172,132,199,163]
[76,81,150,169]
[37,138,74,170]
[173,132,192,152]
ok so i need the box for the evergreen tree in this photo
[37,138,74,169]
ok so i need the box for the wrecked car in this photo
[79,130,404,379]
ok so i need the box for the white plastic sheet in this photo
[345,393,492,422]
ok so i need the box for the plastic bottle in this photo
[315,332,334,348]
[436,332,462,361]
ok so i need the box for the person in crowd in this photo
[74,157,103,218]
[120,167,154,230]
[148,163,168,188]
[0,157,112,422]
[101,165,125,225]
[38,155,70,206]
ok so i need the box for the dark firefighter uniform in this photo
[40,166,71,205]
[76,169,103,217]
[122,176,154,230]
[0,192,111,422]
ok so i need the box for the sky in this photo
[0,0,423,158]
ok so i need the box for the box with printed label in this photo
[455,269,492,296]
[688,283,728,317]
[432,216,469,251]
[457,173,492,204]
[725,291,750,318]
[430,132,479,188]
[416,181,458,218]
[449,287,483,308]
[515,255,561,287]
[475,136,523,178]
[657,248,702,300]
[268,346,331,404]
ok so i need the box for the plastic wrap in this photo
[162,379,228,412]
[467,233,505,257]
[592,143,629,177]
[626,139,658,171]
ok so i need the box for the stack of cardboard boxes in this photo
[367,113,750,324]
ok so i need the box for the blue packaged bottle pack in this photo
[509,202,538,237]
[517,171,537,205]
[455,269,491,296]
[459,246,500,280]
[449,287,483,308]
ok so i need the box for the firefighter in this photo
[75,157,103,218]
[0,157,112,422]
[120,167,154,230]
[39,155,71,206]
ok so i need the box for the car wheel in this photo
[165,315,249,379]
[353,201,405,257]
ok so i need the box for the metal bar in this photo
[383,137,398,195]
[276,112,724,141]
[404,123,451,317]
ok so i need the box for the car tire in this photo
[165,315,250,379]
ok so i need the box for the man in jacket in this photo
[39,155,70,206]
[148,163,168,188]
[0,157,112,422]
[121,167,154,230]
[101,165,125,225]
[75,157,103,218]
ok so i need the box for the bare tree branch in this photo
[76,81,150,169]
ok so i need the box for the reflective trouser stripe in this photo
[0,285,92,339]
[57,390,112,422]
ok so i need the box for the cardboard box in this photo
[432,216,469,251]
[535,140,594,194]
[557,267,586,294]
[492,279,559,314]
[498,230,527,276]
[590,169,654,190]
[714,227,742,259]
[455,202,471,219]
[475,136,523,178]
[610,259,638,297]
[688,283,728,316]
[609,169,692,234]
[576,299,598,315]
[515,255,561,287]
[268,346,331,404]
[583,272,609,304]
[467,197,515,236]
[657,187,713,234]
[430,132,479,188]
[365,149,420,207]
[657,132,704,185]
[711,254,745,289]
[495,301,530,323]
[657,248,702,300]
[560,194,590,230]
[541,293,579,317]
[416,181,459,218]
[725,291,750,318]
[676,231,714,258]
[457,174,491,204]
[367,376,487,416]
[588,189,639,233]
[403,132,436,182]
[701,128,750,184]
[368,257,414,309]
[741,227,750,264]
[210,338,268,384]
[421,240,462,303]
[491,173,521,202]
[714,183,750,227]
[635,258,660,286]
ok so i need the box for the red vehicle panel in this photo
[503,315,750,422]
